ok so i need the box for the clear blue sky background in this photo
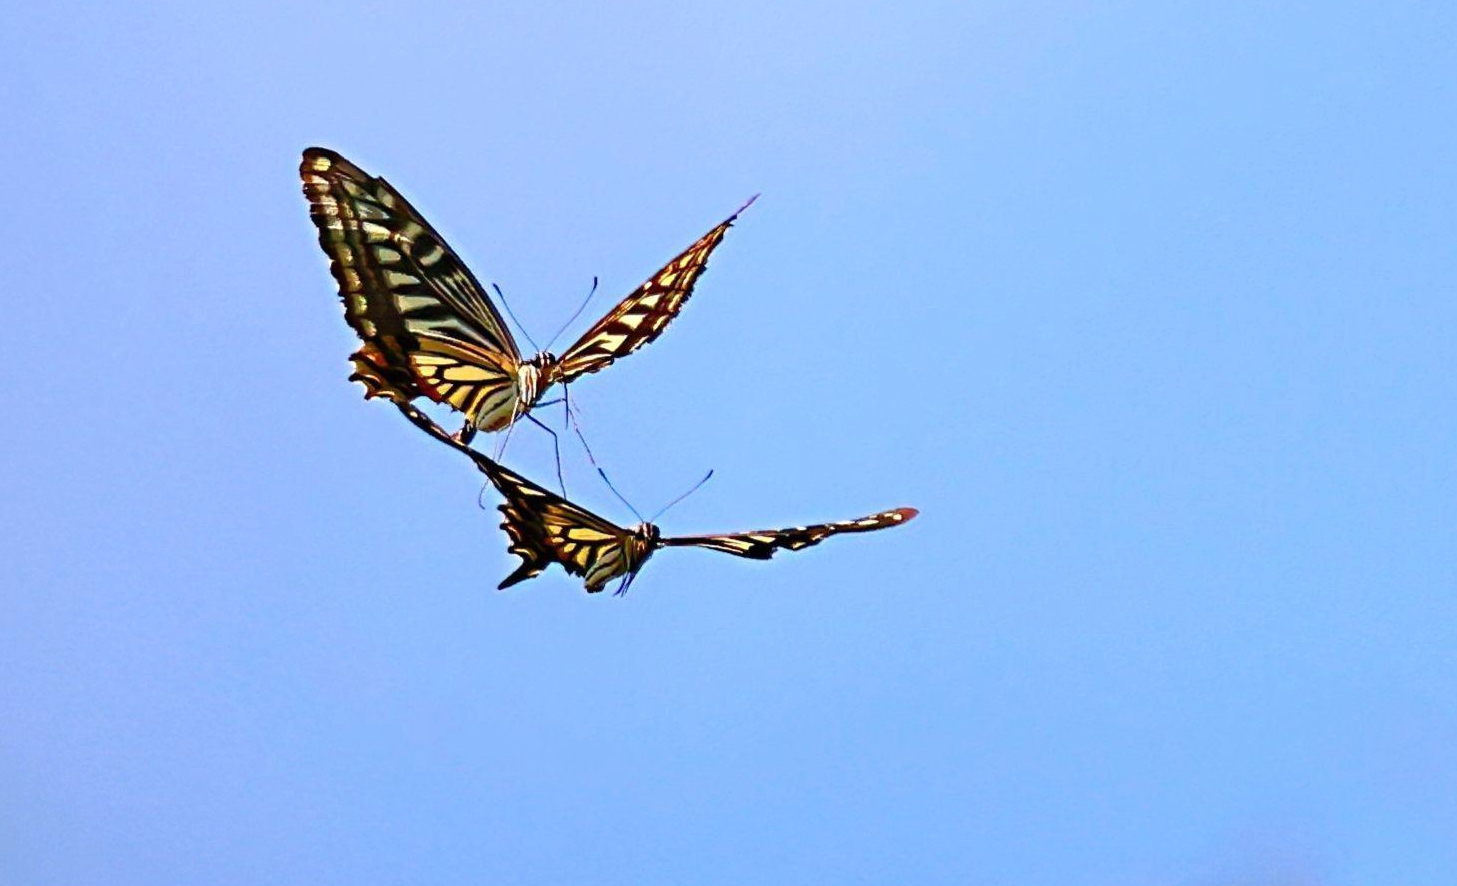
[3,2,1453,884]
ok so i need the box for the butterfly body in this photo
[581,523,662,593]
[511,353,556,425]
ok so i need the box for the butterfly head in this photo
[526,351,560,379]
[631,522,664,555]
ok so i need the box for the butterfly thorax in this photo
[626,523,663,572]
[514,353,561,414]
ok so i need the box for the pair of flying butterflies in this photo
[301,147,916,594]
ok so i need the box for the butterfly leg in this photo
[454,421,478,446]
[523,412,568,496]
[494,411,521,462]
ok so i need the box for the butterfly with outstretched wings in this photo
[479,455,915,594]
[300,147,753,442]
[382,403,917,594]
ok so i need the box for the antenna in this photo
[650,469,715,523]
[557,386,650,522]
[492,282,542,353]
[544,276,600,353]
[596,467,645,524]
[561,386,624,505]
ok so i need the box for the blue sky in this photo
[3,1,1454,884]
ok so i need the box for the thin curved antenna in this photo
[544,276,599,353]
[596,467,644,524]
[492,282,542,353]
[558,389,640,519]
[557,386,645,524]
[650,469,715,523]
[561,385,628,505]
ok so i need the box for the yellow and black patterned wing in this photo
[555,196,757,383]
[406,334,520,430]
[473,456,638,592]
[663,508,918,560]
[300,148,521,414]
[385,401,638,593]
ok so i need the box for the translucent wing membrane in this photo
[555,195,757,384]
[663,508,919,559]
[300,149,522,426]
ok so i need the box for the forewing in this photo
[556,196,756,383]
[664,508,917,560]
[300,148,522,406]
[474,456,635,592]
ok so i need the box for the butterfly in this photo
[378,401,917,594]
[477,456,915,594]
[300,147,754,444]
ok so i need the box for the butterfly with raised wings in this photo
[300,147,754,445]
[392,403,917,595]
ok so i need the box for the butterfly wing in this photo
[472,456,640,592]
[663,508,917,560]
[554,196,756,384]
[407,334,520,429]
[300,148,522,422]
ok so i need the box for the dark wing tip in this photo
[498,561,539,590]
[301,147,368,181]
[891,507,919,523]
[301,146,340,167]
